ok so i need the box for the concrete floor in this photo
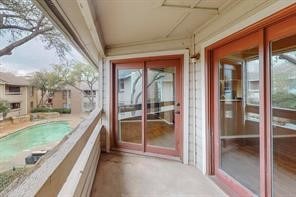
[91,152,226,197]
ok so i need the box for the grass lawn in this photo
[0,168,28,193]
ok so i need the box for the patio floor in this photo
[91,152,226,197]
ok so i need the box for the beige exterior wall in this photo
[0,83,4,100]
[52,90,69,109]
[0,84,28,117]
[70,87,82,114]
[26,87,39,113]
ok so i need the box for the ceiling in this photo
[93,0,233,48]
[39,0,239,60]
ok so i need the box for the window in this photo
[10,102,21,110]
[30,101,34,109]
[30,87,34,97]
[62,90,67,100]
[5,85,21,95]
[83,90,96,97]
[218,44,260,195]
[271,34,296,196]
[209,13,296,196]
[246,59,260,105]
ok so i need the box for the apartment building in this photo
[47,88,72,109]
[0,72,38,118]
[49,82,99,114]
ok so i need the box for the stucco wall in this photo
[52,91,67,108]
[70,87,82,114]
[27,87,38,113]
[1,85,28,117]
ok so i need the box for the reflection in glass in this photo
[219,46,260,194]
[117,69,143,144]
[147,67,176,148]
[271,34,296,196]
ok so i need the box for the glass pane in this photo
[219,46,260,194]
[271,34,296,196]
[147,67,176,149]
[117,69,143,144]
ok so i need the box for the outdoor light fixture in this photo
[191,52,200,63]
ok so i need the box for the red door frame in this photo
[213,31,261,196]
[145,59,182,156]
[114,62,145,152]
[205,4,296,197]
[111,55,184,158]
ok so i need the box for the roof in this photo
[0,72,29,86]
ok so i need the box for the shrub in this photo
[31,107,71,114]
[0,100,10,118]
[272,92,296,109]
[52,108,71,114]
[31,107,50,113]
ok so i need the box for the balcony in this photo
[1,0,295,196]
[90,152,225,197]
[5,91,21,96]
[2,108,224,196]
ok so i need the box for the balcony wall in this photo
[3,109,104,197]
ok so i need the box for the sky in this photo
[0,36,87,76]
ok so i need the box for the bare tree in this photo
[30,71,49,106]
[30,70,63,106]
[53,63,98,111]
[130,71,142,104]
[134,72,164,104]
[0,0,69,57]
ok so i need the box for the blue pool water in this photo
[0,122,71,162]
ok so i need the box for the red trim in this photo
[114,62,144,152]
[264,14,296,197]
[111,55,184,158]
[213,31,260,196]
[206,4,296,197]
[206,4,296,50]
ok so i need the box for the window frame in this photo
[205,5,296,197]
[10,102,21,110]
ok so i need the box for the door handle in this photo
[175,102,181,114]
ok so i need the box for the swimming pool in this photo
[0,122,71,162]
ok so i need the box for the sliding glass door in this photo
[211,13,296,196]
[213,31,261,195]
[268,16,296,196]
[115,63,144,151]
[114,58,182,157]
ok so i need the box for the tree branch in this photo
[0,24,34,31]
[0,26,53,56]
[279,54,296,65]
[134,74,165,104]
